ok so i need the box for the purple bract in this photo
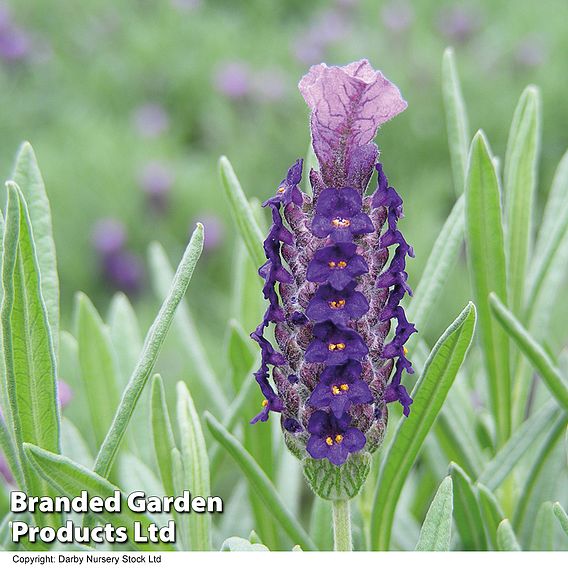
[250,60,415,466]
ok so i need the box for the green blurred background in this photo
[1,0,567,347]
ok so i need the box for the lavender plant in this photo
[0,49,567,554]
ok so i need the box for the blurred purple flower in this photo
[437,5,481,44]
[0,4,31,62]
[196,213,225,252]
[213,61,252,100]
[381,1,414,33]
[1,380,72,485]
[292,7,351,65]
[103,250,143,295]
[132,103,170,138]
[253,68,287,102]
[91,218,126,256]
[514,36,547,68]
[138,161,174,213]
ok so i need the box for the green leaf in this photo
[23,444,174,551]
[552,502,568,537]
[93,225,203,479]
[176,381,211,551]
[60,417,94,468]
[370,302,477,550]
[465,131,511,446]
[407,194,465,334]
[108,292,143,386]
[11,142,59,358]
[1,184,60,525]
[450,462,487,550]
[489,293,568,411]
[442,47,470,195]
[75,292,121,449]
[476,483,505,550]
[148,241,226,413]
[221,537,269,551]
[478,400,563,491]
[513,412,567,535]
[415,476,453,551]
[171,448,189,551]
[303,144,317,196]
[150,375,177,497]
[218,156,265,268]
[0,416,25,490]
[309,498,333,551]
[226,319,255,391]
[204,412,317,551]
[503,87,541,316]
[530,501,555,551]
[528,150,568,327]
[497,519,522,551]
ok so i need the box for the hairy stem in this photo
[332,499,353,551]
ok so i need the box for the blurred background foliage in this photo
[1,0,567,357]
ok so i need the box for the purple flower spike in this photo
[299,60,407,191]
[306,410,366,466]
[249,61,415,475]
[311,188,374,242]
[306,281,369,325]
[309,361,373,418]
[307,242,368,290]
[305,321,368,365]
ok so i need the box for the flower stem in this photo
[332,499,353,551]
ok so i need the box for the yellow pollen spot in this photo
[329,299,346,309]
[332,217,351,228]
[277,186,286,194]
[328,261,336,268]
[337,260,347,269]
[335,434,343,444]
[325,436,334,446]
[403,346,409,355]
[328,342,346,351]
[261,399,268,407]
[332,385,341,395]
[340,383,349,391]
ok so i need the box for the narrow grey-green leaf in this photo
[218,156,265,268]
[530,501,555,551]
[0,416,25,490]
[1,184,60,525]
[528,150,568,325]
[204,412,316,551]
[148,241,226,412]
[450,462,487,550]
[552,502,568,536]
[489,293,568,411]
[478,400,563,490]
[176,381,211,551]
[442,48,470,195]
[371,302,477,550]
[309,497,333,551]
[108,292,143,386]
[171,448,189,551]
[150,374,177,496]
[221,537,269,551]
[11,142,59,358]
[93,225,203,479]
[476,483,505,550]
[75,292,121,449]
[303,144,317,196]
[24,444,174,551]
[60,417,93,468]
[407,194,465,333]
[504,87,541,316]
[513,412,567,534]
[497,519,522,551]
[415,476,453,551]
[226,319,255,391]
[465,131,510,445]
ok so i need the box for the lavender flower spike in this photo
[250,60,415,498]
